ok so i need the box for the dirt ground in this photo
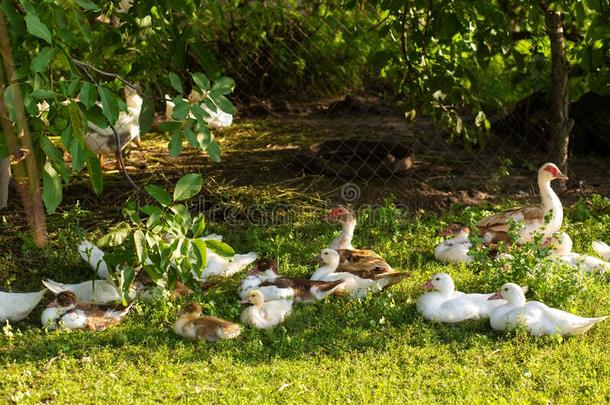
[1,110,609,243]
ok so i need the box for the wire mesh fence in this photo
[32,0,610,219]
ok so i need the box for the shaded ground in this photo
[1,110,609,245]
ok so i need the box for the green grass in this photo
[1,199,610,403]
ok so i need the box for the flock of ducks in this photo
[1,163,608,342]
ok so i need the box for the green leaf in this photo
[205,239,235,257]
[30,47,55,73]
[203,97,216,113]
[98,87,119,125]
[213,94,236,114]
[30,89,60,99]
[138,88,154,136]
[42,162,62,213]
[168,130,183,157]
[85,150,103,193]
[123,200,140,224]
[207,140,221,162]
[25,14,52,44]
[79,82,97,109]
[191,72,211,91]
[158,121,182,132]
[191,103,210,120]
[85,105,107,128]
[3,84,16,120]
[68,101,87,140]
[39,136,70,182]
[144,184,171,206]
[211,76,235,94]
[183,127,198,147]
[134,230,146,264]
[173,173,203,201]
[168,73,183,95]
[172,98,190,120]
[191,213,206,237]
[99,222,132,247]
[191,239,208,277]
[75,0,100,10]
[69,137,85,172]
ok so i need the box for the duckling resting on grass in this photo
[174,302,241,342]
[240,289,293,329]
[41,291,132,331]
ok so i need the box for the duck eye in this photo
[435,277,440,281]
[504,288,508,291]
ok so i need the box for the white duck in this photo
[190,234,258,282]
[41,291,132,331]
[42,278,130,304]
[434,223,473,264]
[240,289,292,329]
[477,163,567,245]
[544,232,610,273]
[78,240,109,279]
[0,289,47,322]
[592,241,610,261]
[416,273,506,323]
[85,87,143,170]
[489,283,607,336]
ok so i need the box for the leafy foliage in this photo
[0,1,235,215]
[99,173,235,302]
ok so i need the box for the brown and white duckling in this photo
[477,163,567,245]
[240,289,293,329]
[259,277,345,304]
[41,291,132,331]
[0,289,47,322]
[434,223,473,264]
[239,258,344,303]
[237,258,281,299]
[311,249,409,299]
[174,303,241,342]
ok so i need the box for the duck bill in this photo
[555,173,568,181]
[439,228,452,237]
[240,298,251,304]
[488,291,503,301]
[420,279,434,289]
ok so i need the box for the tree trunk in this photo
[0,158,9,209]
[0,12,47,246]
[545,9,573,190]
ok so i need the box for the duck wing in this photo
[477,206,543,243]
[191,316,241,341]
[78,240,109,279]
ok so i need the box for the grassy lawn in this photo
[1,196,609,403]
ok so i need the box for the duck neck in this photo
[538,177,563,233]
[331,217,356,249]
[508,294,526,308]
[313,260,339,279]
[174,315,195,333]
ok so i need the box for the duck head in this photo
[180,302,202,318]
[539,163,568,182]
[319,248,341,267]
[421,273,455,294]
[241,289,264,306]
[488,283,526,305]
[440,223,470,238]
[247,258,279,276]
[324,206,354,223]
[48,291,78,312]
[542,232,573,255]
